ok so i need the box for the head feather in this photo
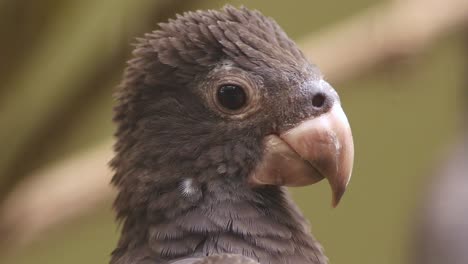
[124,5,309,88]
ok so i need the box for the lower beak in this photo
[249,104,354,207]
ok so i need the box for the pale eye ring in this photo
[206,71,260,119]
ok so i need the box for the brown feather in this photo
[110,5,328,264]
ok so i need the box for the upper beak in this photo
[249,103,354,207]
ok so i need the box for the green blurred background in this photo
[0,0,465,263]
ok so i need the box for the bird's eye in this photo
[208,73,258,118]
[217,84,247,111]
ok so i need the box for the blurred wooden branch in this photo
[1,0,468,252]
[301,0,468,82]
[0,141,114,249]
[0,0,162,197]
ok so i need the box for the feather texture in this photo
[111,5,328,264]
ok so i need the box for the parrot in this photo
[110,5,354,264]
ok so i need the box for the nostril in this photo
[312,93,326,108]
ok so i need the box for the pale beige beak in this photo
[249,104,354,207]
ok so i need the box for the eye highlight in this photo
[217,84,247,110]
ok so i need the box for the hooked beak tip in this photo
[248,102,354,208]
[282,103,354,206]
[331,181,348,207]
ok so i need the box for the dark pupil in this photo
[217,85,246,110]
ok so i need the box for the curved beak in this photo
[249,104,354,207]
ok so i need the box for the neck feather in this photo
[114,177,328,264]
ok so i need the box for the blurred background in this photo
[1,0,467,263]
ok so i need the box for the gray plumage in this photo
[172,254,260,264]
[110,5,335,264]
